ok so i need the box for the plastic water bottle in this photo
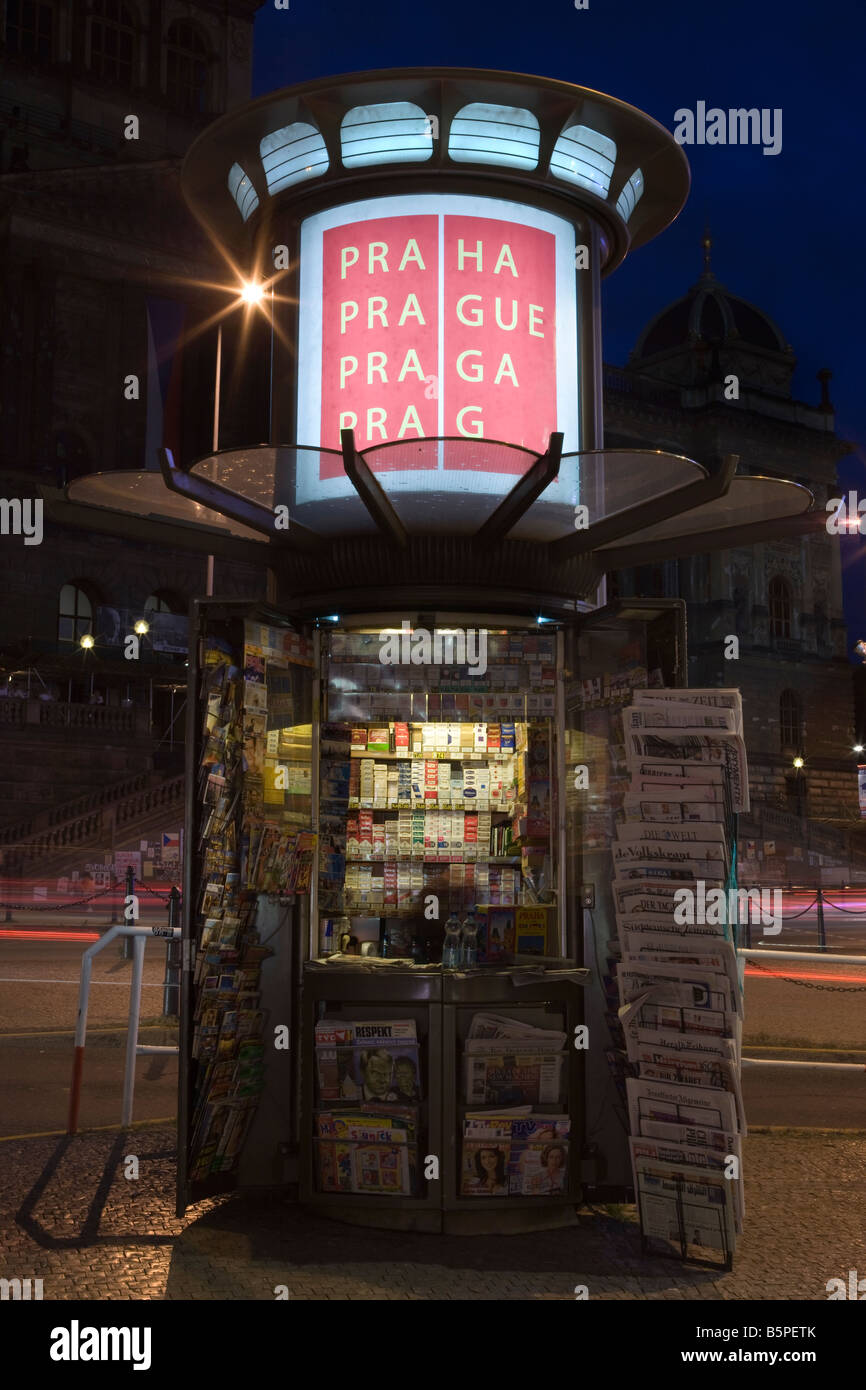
[460,910,479,967]
[442,913,462,968]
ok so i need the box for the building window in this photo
[145,591,183,614]
[58,584,93,644]
[89,0,137,86]
[779,689,803,754]
[768,575,792,639]
[166,20,209,115]
[5,0,55,59]
[784,772,806,817]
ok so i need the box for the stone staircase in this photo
[0,771,185,879]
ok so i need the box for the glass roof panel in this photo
[66,472,267,542]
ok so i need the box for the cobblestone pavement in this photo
[1,1125,863,1300]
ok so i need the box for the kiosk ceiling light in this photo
[227,162,259,222]
[261,122,329,192]
[341,102,433,168]
[448,103,540,171]
[550,124,616,197]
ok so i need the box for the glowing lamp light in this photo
[854,744,865,754]
[80,634,95,650]
[239,280,265,305]
[134,619,149,635]
[792,756,805,770]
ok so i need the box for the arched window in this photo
[768,576,792,639]
[145,590,184,614]
[779,689,803,753]
[58,584,94,644]
[89,1,137,85]
[166,20,209,115]
[5,0,56,59]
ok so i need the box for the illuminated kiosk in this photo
[65,70,818,1236]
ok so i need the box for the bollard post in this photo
[119,865,135,960]
[816,884,827,953]
[162,886,181,1017]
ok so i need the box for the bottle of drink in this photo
[442,913,462,968]
[460,909,479,967]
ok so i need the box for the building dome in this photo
[633,272,792,358]
[627,230,795,394]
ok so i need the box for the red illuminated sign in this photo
[296,194,578,504]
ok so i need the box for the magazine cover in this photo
[315,1139,414,1195]
[316,1042,422,1105]
[460,1140,511,1196]
[508,1139,569,1195]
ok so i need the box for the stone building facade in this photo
[604,239,860,881]
[0,0,266,826]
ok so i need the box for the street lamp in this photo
[80,634,94,650]
[239,280,265,306]
[792,756,805,770]
[134,619,149,636]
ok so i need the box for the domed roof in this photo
[631,232,793,362]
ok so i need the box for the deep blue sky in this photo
[252,0,866,648]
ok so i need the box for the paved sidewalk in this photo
[1,1125,863,1300]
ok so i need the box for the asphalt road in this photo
[1,927,864,1137]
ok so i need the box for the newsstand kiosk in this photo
[152,70,818,1242]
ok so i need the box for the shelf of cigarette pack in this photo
[349,751,518,761]
[345,854,521,864]
[347,800,515,811]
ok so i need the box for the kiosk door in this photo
[176,599,316,1216]
[563,599,686,1198]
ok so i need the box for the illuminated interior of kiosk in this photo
[316,620,562,961]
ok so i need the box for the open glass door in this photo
[562,599,687,1199]
[176,599,316,1216]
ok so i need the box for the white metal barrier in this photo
[67,923,180,1134]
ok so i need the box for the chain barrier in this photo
[0,885,116,911]
[0,879,180,911]
[821,898,866,915]
[775,898,818,920]
[739,892,817,921]
[134,880,176,899]
[744,955,866,992]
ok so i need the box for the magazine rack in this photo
[300,960,587,1234]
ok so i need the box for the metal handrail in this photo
[67,923,180,1135]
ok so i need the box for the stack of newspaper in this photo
[615,689,748,1260]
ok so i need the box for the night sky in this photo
[252,0,866,650]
